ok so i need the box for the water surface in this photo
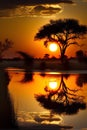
[0,68,87,129]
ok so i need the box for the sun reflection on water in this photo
[49,80,58,90]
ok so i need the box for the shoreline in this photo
[0,59,87,71]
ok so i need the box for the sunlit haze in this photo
[0,0,87,58]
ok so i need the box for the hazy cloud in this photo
[28,5,62,17]
[17,111,73,129]
[17,111,62,124]
[0,0,74,9]
[0,0,74,17]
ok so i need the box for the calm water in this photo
[0,68,87,129]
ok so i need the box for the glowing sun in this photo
[49,81,57,89]
[49,43,58,52]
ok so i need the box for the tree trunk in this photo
[60,48,65,63]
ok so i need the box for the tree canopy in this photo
[35,18,87,60]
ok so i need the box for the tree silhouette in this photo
[35,74,86,115]
[0,39,13,59]
[21,71,34,83]
[76,50,87,62]
[35,19,87,61]
[44,53,50,59]
[17,51,34,70]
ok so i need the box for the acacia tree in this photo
[0,39,13,59]
[34,19,87,61]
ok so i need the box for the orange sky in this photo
[0,0,87,58]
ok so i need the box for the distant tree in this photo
[17,51,34,62]
[0,39,13,59]
[76,50,87,62]
[17,51,34,70]
[44,53,50,59]
[76,50,84,57]
[51,56,57,60]
[35,19,87,62]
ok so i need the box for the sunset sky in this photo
[0,0,87,58]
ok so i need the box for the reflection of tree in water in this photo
[40,72,46,77]
[21,71,34,83]
[0,69,18,128]
[76,74,87,87]
[35,74,86,115]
